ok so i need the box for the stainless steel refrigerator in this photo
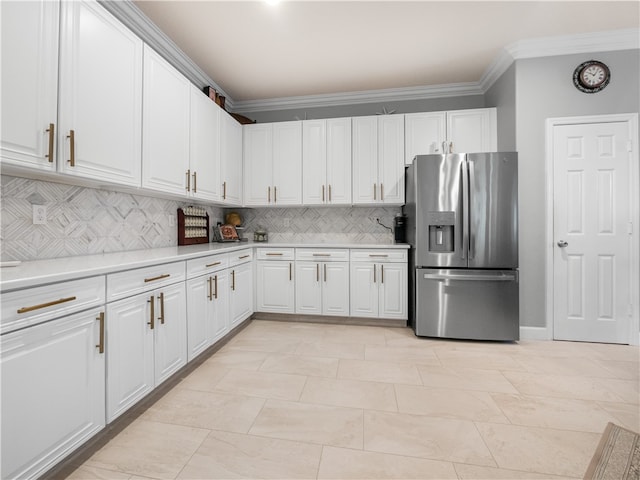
[406,153,519,340]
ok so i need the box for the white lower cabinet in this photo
[295,249,350,317]
[256,248,295,314]
[350,250,408,320]
[1,307,105,480]
[106,281,186,422]
[229,251,254,329]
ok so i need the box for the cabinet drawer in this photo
[295,248,349,261]
[350,249,408,263]
[256,248,295,260]
[186,254,229,278]
[1,276,105,335]
[107,261,185,302]
[228,249,253,267]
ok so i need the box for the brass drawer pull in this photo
[214,275,218,299]
[144,273,170,283]
[206,261,222,268]
[232,270,235,291]
[17,296,77,314]
[192,171,197,193]
[186,169,191,192]
[266,253,283,256]
[324,263,327,282]
[316,263,319,282]
[268,186,271,203]
[207,277,213,301]
[373,265,377,283]
[158,292,165,325]
[373,183,376,200]
[289,262,292,281]
[239,255,250,260]
[369,254,389,258]
[274,186,277,203]
[381,264,384,284]
[312,253,331,257]
[67,129,75,166]
[148,295,155,330]
[223,181,227,200]
[96,312,105,354]
[322,185,325,202]
[380,183,384,201]
[46,123,55,162]
[328,184,332,202]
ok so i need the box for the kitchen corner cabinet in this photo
[1,0,59,172]
[404,108,497,164]
[219,109,243,205]
[189,85,221,201]
[186,255,230,361]
[302,118,352,205]
[350,249,408,320]
[244,122,302,206]
[57,0,143,185]
[142,44,191,196]
[256,248,295,314]
[105,263,187,422]
[352,115,405,205]
[295,249,350,316]
[229,251,254,328]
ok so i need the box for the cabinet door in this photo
[379,263,408,319]
[352,116,378,204]
[256,261,295,313]
[322,262,350,316]
[211,271,230,343]
[295,261,322,315]
[302,120,327,205]
[404,112,446,165]
[326,118,352,205]
[378,115,405,204]
[186,275,211,361]
[106,294,154,422]
[220,110,243,205]
[1,0,58,171]
[272,121,302,205]
[142,45,190,195]
[349,263,378,317]
[190,85,220,201]
[1,308,105,480]
[154,283,187,385]
[230,263,253,328]
[446,108,497,154]
[243,123,272,206]
[58,0,142,186]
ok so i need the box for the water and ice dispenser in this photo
[426,212,455,252]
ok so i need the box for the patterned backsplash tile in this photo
[1,175,402,261]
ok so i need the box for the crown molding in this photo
[97,0,235,110]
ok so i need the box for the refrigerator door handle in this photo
[461,160,469,261]
[468,160,475,260]
[423,272,518,282]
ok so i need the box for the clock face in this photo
[573,60,610,93]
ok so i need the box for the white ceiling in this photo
[133,1,639,104]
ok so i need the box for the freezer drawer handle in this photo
[423,273,517,282]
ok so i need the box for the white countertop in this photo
[0,242,409,292]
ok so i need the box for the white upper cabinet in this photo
[404,108,497,164]
[142,44,191,195]
[244,122,302,206]
[220,110,243,205]
[302,118,351,205]
[352,115,405,205]
[189,85,220,201]
[1,0,59,172]
[58,0,143,186]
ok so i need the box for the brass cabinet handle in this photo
[46,123,55,162]
[17,296,77,314]
[380,183,384,201]
[223,181,227,200]
[214,275,218,299]
[312,253,331,257]
[268,186,271,203]
[192,171,197,193]
[144,273,170,283]
[207,276,213,301]
[328,184,332,202]
[186,169,191,192]
[274,186,277,203]
[381,264,384,284]
[322,185,325,202]
[369,254,389,258]
[373,264,377,284]
[232,270,235,291]
[206,261,221,268]
[289,262,292,281]
[324,263,327,282]
[158,292,165,324]
[316,263,319,282]
[67,129,75,166]
[148,295,155,330]
[449,141,454,153]
[239,255,250,260]
[96,312,105,354]
[266,253,283,256]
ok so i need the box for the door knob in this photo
[557,240,568,248]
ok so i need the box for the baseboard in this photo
[519,326,552,341]
[252,312,407,328]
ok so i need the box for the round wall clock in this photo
[573,60,610,93]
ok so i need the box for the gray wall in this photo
[513,49,640,329]
[485,63,516,151]
[245,94,485,123]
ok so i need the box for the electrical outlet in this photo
[33,205,47,225]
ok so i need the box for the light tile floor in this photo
[69,320,639,479]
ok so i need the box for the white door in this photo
[404,112,446,165]
[446,108,497,154]
[190,86,220,201]
[302,120,327,205]
[352,116,379,204]
[230,263,253,328]
[350,262,378,317]
[553,120,634,343]
[211,271,230,343]
[295,261,322,315]
[322,262,350,316]
[186,275,211,361]
[379,263,408,320]
[272,121,303,205]
[378,115,405,204]
[256,261,295,313]
[326,118,352,205]
[220,110,243,205]
[243,123,273,206]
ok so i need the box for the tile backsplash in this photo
[1,175,402,262]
